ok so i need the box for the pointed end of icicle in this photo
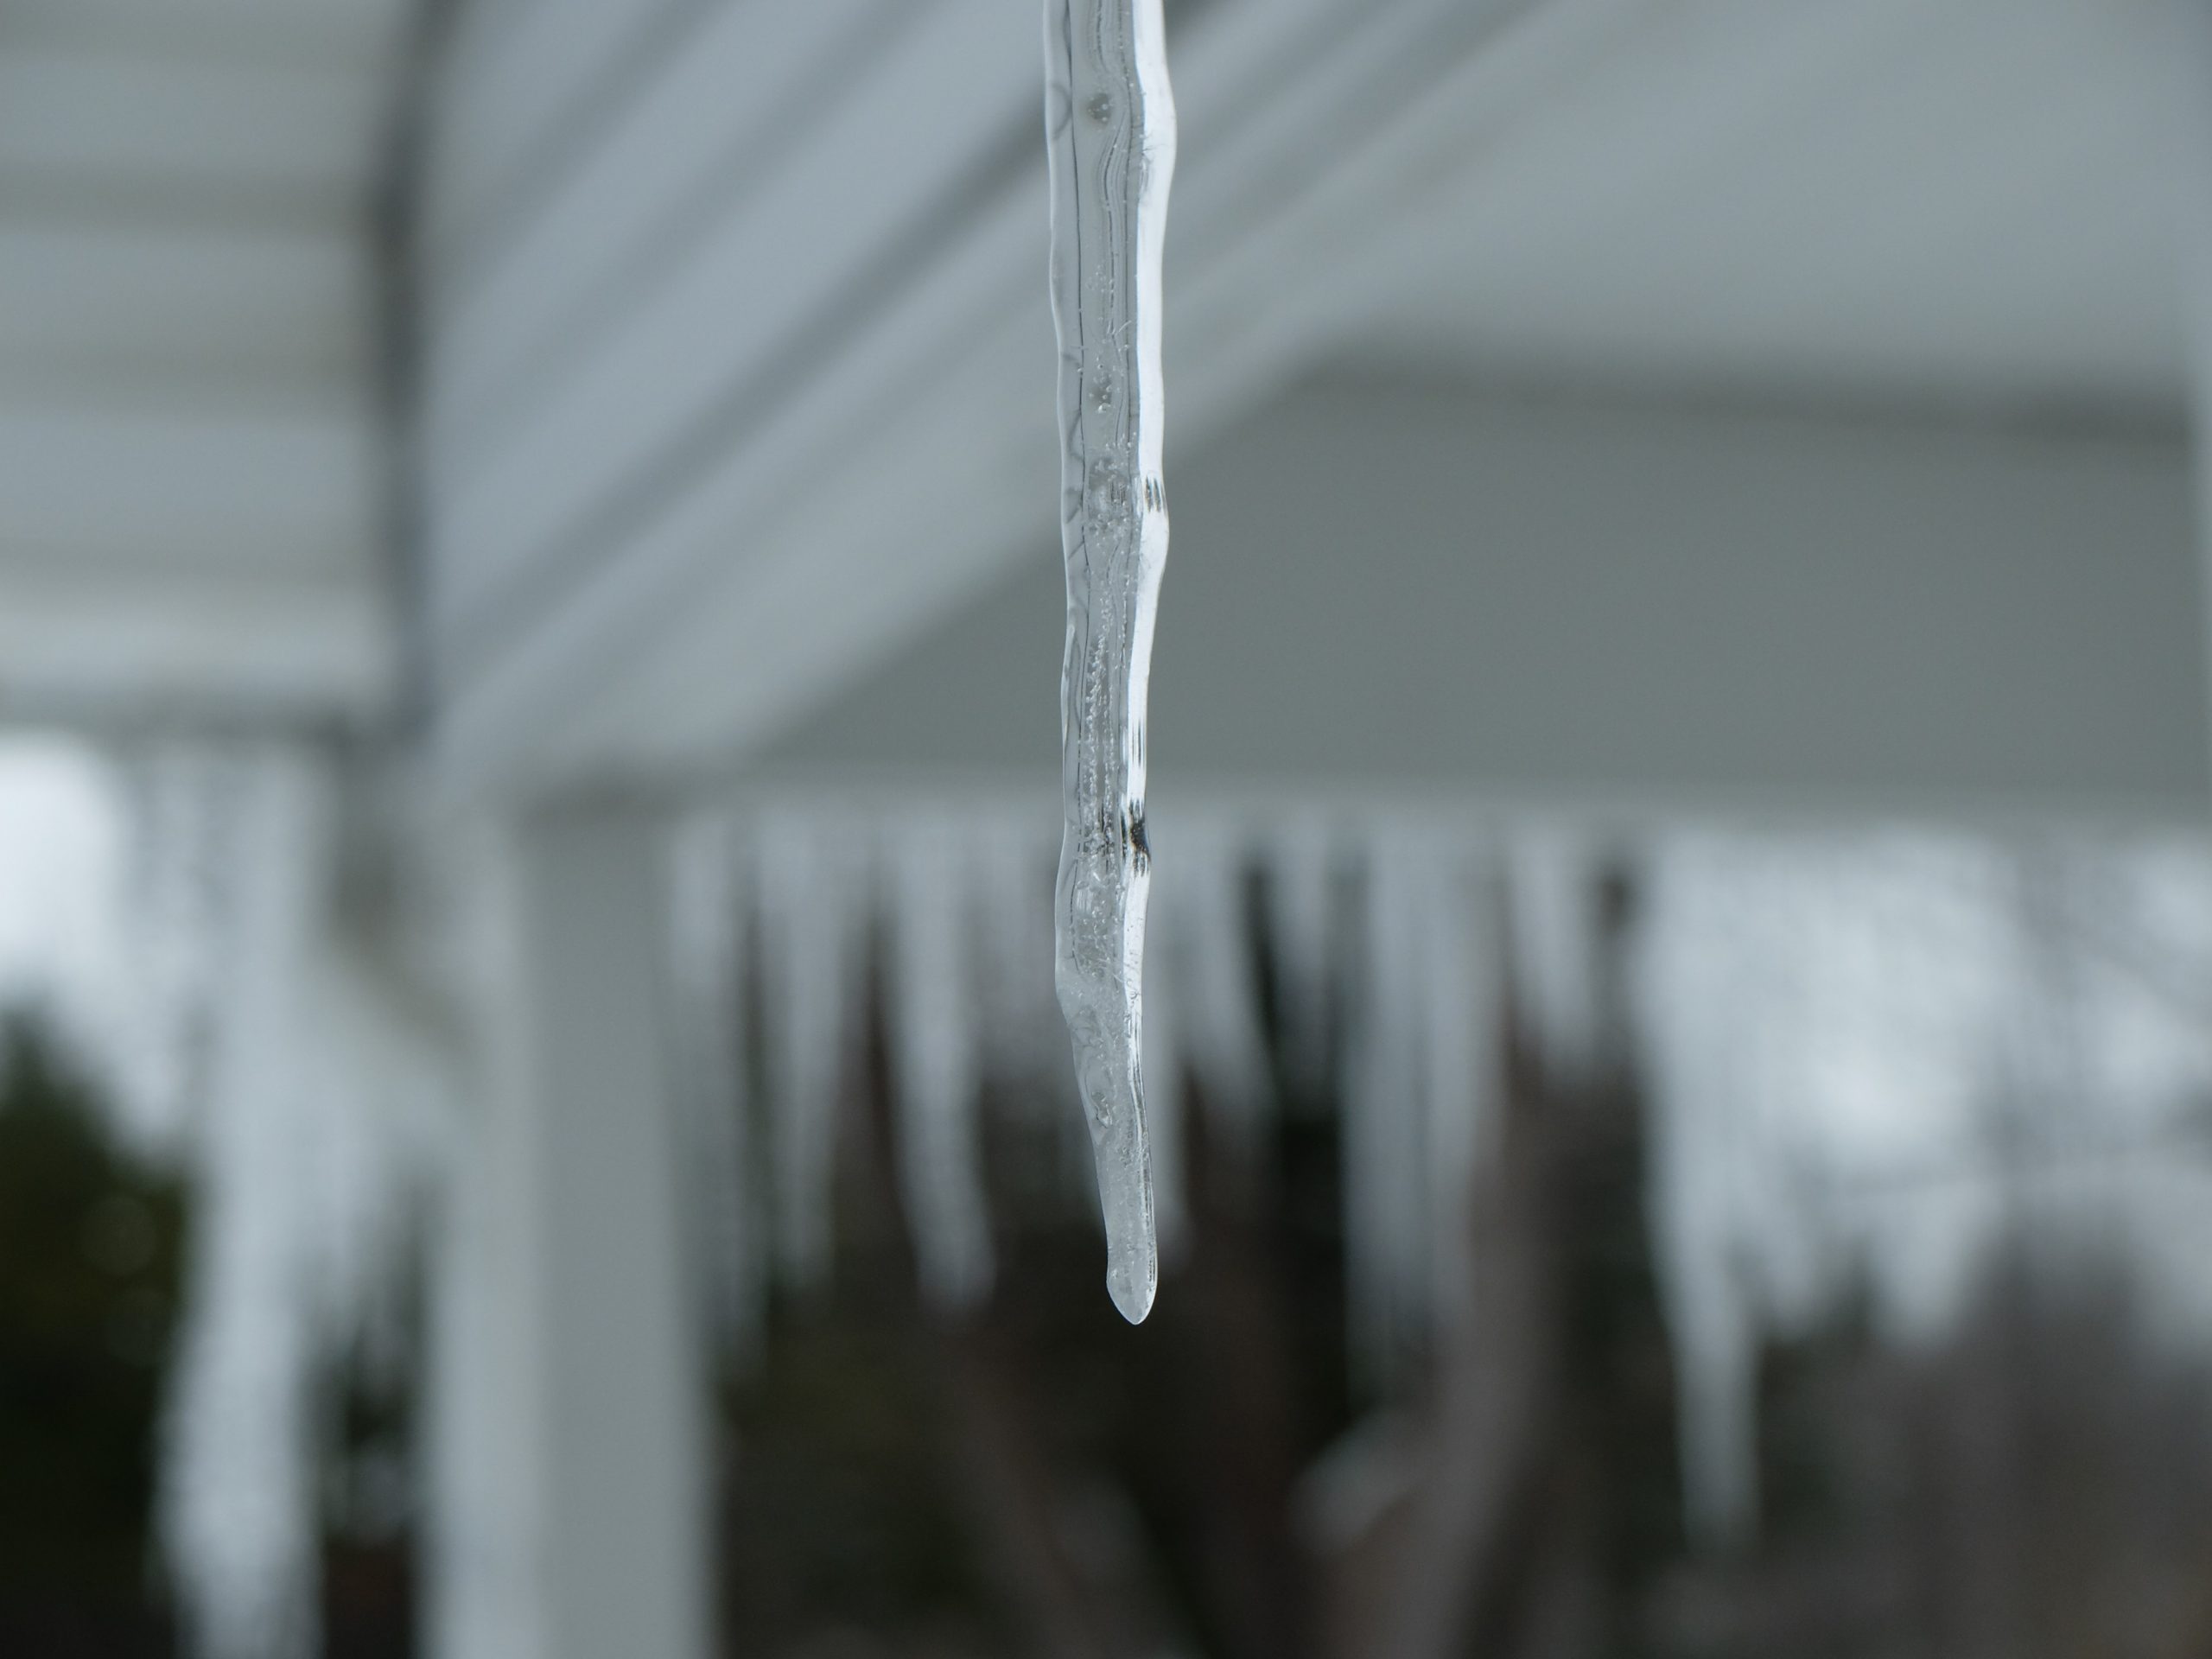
[1105,1242,1158,1325]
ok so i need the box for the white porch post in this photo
[429,803,711,1659]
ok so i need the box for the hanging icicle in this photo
[1044,0,1178,1324]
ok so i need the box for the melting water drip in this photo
[1044,0,1179,1323]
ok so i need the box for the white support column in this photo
[429,804,710,1659]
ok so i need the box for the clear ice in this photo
[1044,0,1177,1324]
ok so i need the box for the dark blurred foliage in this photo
[715,869,2212,1659]
[0,1011,184,1656]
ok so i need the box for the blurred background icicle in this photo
[1638,838,1768,1549]
[1141,908,1189,1261]
[1140,817,1274,1262]
[161,752,326,1659]
[1631,829,2212,1548]
[669,813,765,1360]
[113,744,232,1156]
[1507,825,1606,1094]
[628,799,2212,1605]
[137,746,448,1659]
[1341,830,1500,1382]
[753,813,868,1296]
[1263,819,1342,1096]
[972,816,1071,1104]
[1154,821,1273,1148]
[1420,849,1499,1329]
[885,820,994,1311]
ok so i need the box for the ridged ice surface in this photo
[1044,0,1178,1324]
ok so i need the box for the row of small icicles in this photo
[1046,0,1177,1322]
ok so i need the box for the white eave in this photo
[413,0,2204,814]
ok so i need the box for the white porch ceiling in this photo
[416,0,2201,795]
[1346,0,2190,411]
[0,0,2187,778]
[0,0,404,724]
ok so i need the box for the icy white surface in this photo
[1045,0,1178,1324]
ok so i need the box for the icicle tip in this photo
[1105,1238,1158,1325]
